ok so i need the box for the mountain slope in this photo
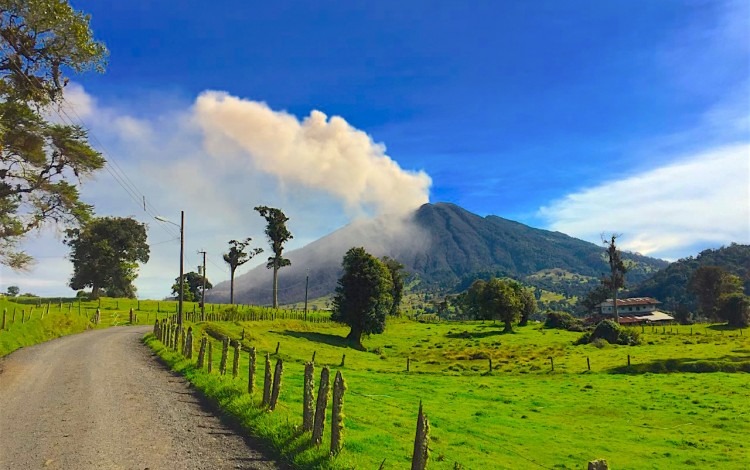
[210,202,667,305]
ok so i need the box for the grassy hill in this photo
[149,314,750,469]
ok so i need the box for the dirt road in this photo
[0,326,282,469]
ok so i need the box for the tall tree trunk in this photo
[272,265,279,308]
[346,327,363,349]
[230,269,235,305]
[503,319,513,333]
[91,284,100,299]
[613,287,619,324]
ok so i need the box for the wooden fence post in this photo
[549,357,554,372]
[587,357,591,371]
[331,370,346,455]
[219,337,229,375]
[407,357,410,372]
[232,341,241,378]
[340,354,346,367]
[312,366,330,446]
[411,401,430,470]
[207,341,213,373]
[129,308,134,324]
[197,337,207,368]
[262,353,272,407]
[2,309,6,330]
[303,362,315,431]
[186,327,194,360]
[275,341,280,355]
[95,308,101,325]
[269,359,284,411]
[248,347,256,394]
[588,459,609,470]
[12,308,16,323]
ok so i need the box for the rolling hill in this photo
[210,202,668,305]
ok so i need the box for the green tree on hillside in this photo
[6,285,19,296]
[717,292,750,327]
[381,256,405,316]
[171,271,212,303]
[578,284,610,315]
[481,278,522,332]
[254,206,293,308]
[332,247,393,348]
[222,238,262,305]
[516,284,537,326]
[0,0,107,269]
[65,217,149,298]
[602,234,627,322]
[688,266,743,320]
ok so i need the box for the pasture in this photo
[152,316,750,469]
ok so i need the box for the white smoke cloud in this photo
[192,91,431,216]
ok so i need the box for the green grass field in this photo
[150,317,750,469]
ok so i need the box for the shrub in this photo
[577,320,642,346]
[545,311,583,331]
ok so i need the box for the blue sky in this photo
[1,0,748,298]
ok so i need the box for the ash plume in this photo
[193,91,431,216]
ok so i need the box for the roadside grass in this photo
[152,318,750,469]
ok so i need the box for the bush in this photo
[545,311,583,331]
[577,320,641,346]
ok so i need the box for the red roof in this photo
[599,297,661,307]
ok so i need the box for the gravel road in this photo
[0,326,283,470]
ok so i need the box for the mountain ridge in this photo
[210,202,668,305]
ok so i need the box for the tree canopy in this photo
[332,247,393,348]
[1,0,107,268]
[689,265,747,326]
[64,217,149,298]
[223,237,262,304]
[254,205,292,308]
[171,271,212,303]
[381,256,405,316]
[461,277,533,332]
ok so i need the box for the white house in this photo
[598,297,674,324]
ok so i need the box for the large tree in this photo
[65,217,149,298]
[688,266,741,319]
[481,278,522,333]
[381,256,405,316]
[602,234,627,323]
[171,271,212,303]
[222,237,262,305]
[1,0,107,269]
[332,247,393,348]
[254,206,292,308]
[515,283,537,326]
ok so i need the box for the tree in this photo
[222,238,262,305]
[717,293,750,327]
[381,256,405,316]
[1,0,107,269]
[481,278,522,333]
[515,284,537,326]
[688,266,742,319]
[578,284,610,315]
[332,247,393,348]
[602,234,627,323]
[254,206,293,308]
[64,217,149,299]
[171,271,212,303]
[5,285,18,296]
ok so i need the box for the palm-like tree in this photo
[223,238,263,305]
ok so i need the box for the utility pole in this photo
[198,250,207,321]
[178,210,185,329]
[304,269,309,321]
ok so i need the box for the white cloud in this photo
[193,91,431,216]
[538,144,750,258]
